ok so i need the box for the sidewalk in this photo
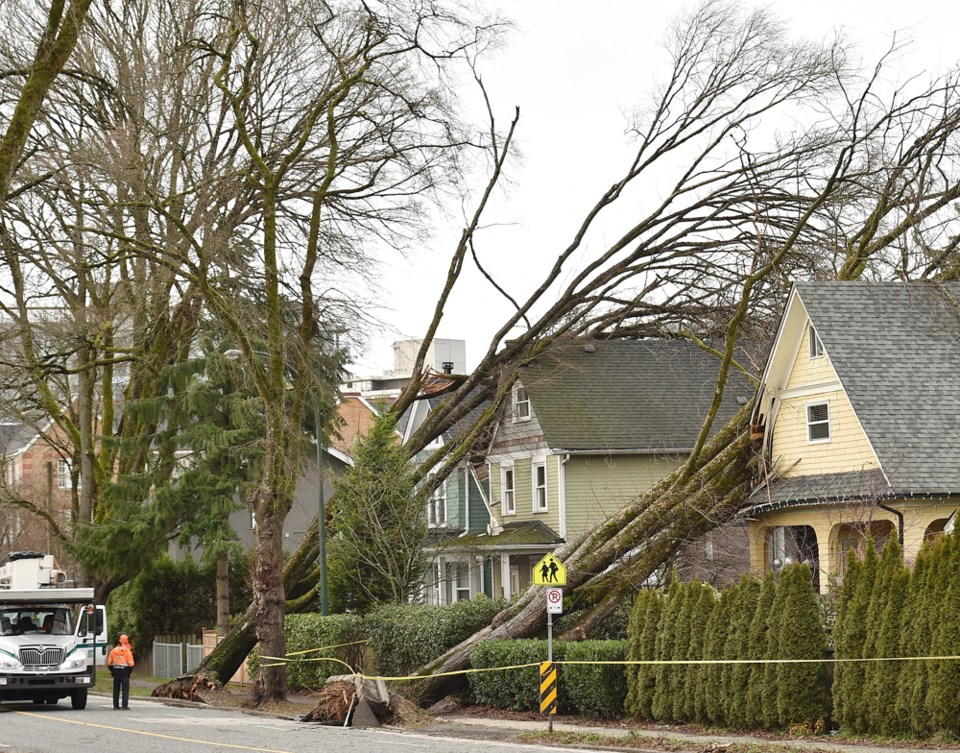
[428,715,954,753]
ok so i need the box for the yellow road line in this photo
[11,710,299,753]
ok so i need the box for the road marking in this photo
[11,711,300,753]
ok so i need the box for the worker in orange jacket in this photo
[106,634,135,710]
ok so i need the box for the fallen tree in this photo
[156,1,960,702]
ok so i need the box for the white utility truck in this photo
[0,552,107,709]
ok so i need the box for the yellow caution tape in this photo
[281,639,368,657]
[259,653,960,682]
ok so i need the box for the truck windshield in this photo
[0,607,73,636]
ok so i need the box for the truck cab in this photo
[0,553,107,709]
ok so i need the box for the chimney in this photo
[442,361,454,374]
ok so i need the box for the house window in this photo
[428,481,447,528]
[806,402,831,442]
[513,385,530,422]
[533,462,548,512]
[454,563,471,602]
[3,459,20,490]
[57,459,80,490]
[502,467,516,514]
[808,325,824,358]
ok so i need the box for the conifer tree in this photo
[859,539,899,733]
[634,590,664,720]
[916,534,955,733]
[774,564,829,729]
[724,576,760,729]
[671,583,698,721]
[652,580,682,721]
[929,534,960,736]
[686,584,716,723]
[625,589,652,717]
[761,571,786,728]
[704,582,735,725]
[830,548,861,731]
[745,574,778,729]
[834,539,878,733]
[865,541,908,736]
[896,544,928,736]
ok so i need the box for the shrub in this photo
[366,597,507,677]
[561,640,628,718]
[469,639,552,711]
[282,613,367,690]
[469,638,626,717]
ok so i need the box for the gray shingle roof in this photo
[0,423,37,455]
[521,339,754,452]
[795,281,960,495]
[746,468,889,513]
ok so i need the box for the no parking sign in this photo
[546,587,563,614]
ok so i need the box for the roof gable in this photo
[793,281,960,495]
[520,339,754,453]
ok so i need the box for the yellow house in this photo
[746,281,960,591]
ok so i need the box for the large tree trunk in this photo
[408,405,754,706]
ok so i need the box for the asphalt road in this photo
[0,696,592,753]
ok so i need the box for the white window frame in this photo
[428,480,447,528]
[501,465,516,515]
[532,461,548,512]
[513,385,530,423]
[3,457,20,490]
[453,562,471,602]
[57,459,80,490]
[808,325,824,359]
[806,400,831,443]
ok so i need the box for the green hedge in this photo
[365,597,508,677]
[469,639,627,717]
[249,613,365,689]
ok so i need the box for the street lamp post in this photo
[224,348,329,615]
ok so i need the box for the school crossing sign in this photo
[533,554,566,586]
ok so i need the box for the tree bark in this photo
[216,553,230,637]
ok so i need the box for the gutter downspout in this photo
[877,501,904,548]
[558,454,569,540]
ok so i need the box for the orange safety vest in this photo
[107,644,135,669]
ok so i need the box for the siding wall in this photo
[770,325,879,477]
[564,454,681,537]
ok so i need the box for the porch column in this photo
[500,554,511,600]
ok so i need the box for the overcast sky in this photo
[350,0,960,375]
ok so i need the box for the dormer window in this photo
[513,385,530,422]
[807,401,831,442]
[808,325,824,359]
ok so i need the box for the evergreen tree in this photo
[897,544,928,736]
[761,571,786,728]
[686,584,716,723]
[652,579,682,721]
[724,576,760,729]
[635,590,664,720]
[774,564,830,729]
[858,539,899,733]
[864,540,908,736]
[671,583,698,721]
[329,412,428,611]
[929,534,960,736]
[625,589,652,717]
[704,582,735,725]
[916,534,955,734]
[831,548,862,732]
[745,573,777,729]
[834,539,878,733]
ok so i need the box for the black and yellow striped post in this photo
[540,660,557,730]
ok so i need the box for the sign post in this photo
[535,554,566,733]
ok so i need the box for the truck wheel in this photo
[70,689,87,710]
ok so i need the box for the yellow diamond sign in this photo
[533,553,566,586]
